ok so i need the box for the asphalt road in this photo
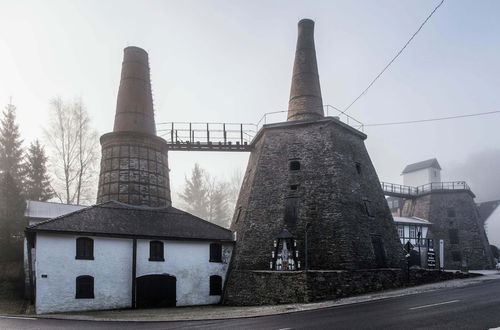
[2,278,500,330]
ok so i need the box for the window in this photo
[235,207,242,223]
[363,199,374,217]
[210,243,222,262]
[452,251,462,262]
[209,275,222,295]
[449,229,459,244]
[76,237,94,260]
[397,225,404,238]
[447,208,456,218]
[149,241,164,261]
[75,275,94,299]
[290,184,299,191]
[355,162,362,174]
[409,226,416,238]
[289,160,301,171]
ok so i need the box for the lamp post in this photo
[417,231,422,268]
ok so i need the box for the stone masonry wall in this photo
[223,269,477,306]
[403,191,494,269]
[229,118,404,272]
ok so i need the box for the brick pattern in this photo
[96,132,171,207]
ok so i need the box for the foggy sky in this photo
[1,0,499,202]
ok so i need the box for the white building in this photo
[402,158,441,187]
[393,216,434,268]
[25,201,234,314]
[479,200,500,249]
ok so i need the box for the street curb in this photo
[19,273,500,323]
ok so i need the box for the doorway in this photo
[136,274,176,308]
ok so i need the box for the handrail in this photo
[381,181,472,197]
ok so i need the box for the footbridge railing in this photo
[381,181,473,198]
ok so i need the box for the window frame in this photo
[149,240,165,262]
[75,237,94,260]
[209,243,222,263]
[209,275,222,296]
[75,275,94,299]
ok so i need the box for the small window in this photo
[75,275,94,299]
[355,162,362,174]
[209,275,222,295]
[149,241,164,261]
[210,243,222,262]
[76,237,94,260]
[290,184,299,191]
[409,226,416,238]
[397,225,404,238]
[235,207,242,223]
[447,208,456,218]
[452,251,462,262]
[449,229,459,244]
[289,160,301,171]
[363,199,374,217]
[427,239,434,248]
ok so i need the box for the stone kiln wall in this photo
[229,118,404,272]
[402,191,494,269]
[97,132,171,207]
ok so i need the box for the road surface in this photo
[2,278,500,329]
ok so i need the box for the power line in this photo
[342,0,445,114]
[365,110,500,127]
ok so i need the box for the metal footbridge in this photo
[381,181,473,199]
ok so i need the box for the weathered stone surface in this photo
[223,269,477,306]
[228,118,404,273]
[402,191,494,269]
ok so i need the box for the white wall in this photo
[34,233,233,314]
[136,240,232,306]
[486,206,500,248]
[403,168,441,187]
[35,234,133,314]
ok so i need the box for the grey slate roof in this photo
[27,201,234,242]
[402,158,441,174]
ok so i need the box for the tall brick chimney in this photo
[287,19,324,122]
[96,47,171,207]
[113,47,156,135]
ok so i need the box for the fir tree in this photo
[179,163,209,219]
[23,140,53,201]
[0,172,26,261]
[0,102,24,185]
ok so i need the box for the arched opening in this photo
[136,274,176,308]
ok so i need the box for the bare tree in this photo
[44,97,99,205]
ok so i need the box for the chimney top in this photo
[287,18,324,122]
[113,46,156,135]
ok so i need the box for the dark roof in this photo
[477,200,500,225]
[402,158,441,174]
[27,201,234,242]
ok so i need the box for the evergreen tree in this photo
[0,102,24,185]
[0,172,26,261]
[23,140,53,201]
[208,181,230,228]
[179,163,209,219]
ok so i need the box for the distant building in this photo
[393,216,433,268]
[382,159,495,270]
[402,158,441,187]
[478,200,500,248]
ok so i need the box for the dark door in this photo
[136,274,176,308]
